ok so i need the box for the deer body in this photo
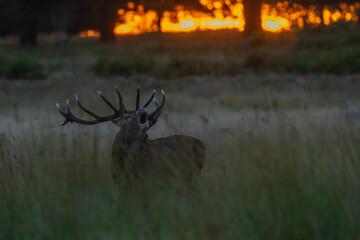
[111,134,205,185]
[57,87,205,186]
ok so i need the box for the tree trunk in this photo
[316,0,327,25]
[243,0,262,34]
[156,10,164,32]
[19,0,37,46]
[356,8,360,28]
[100,1,117,42]
[155,0,168,33]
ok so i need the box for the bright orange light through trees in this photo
[79,29,101,38]
[80,1,360,37]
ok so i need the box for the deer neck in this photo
[118,130,148,149]
[112,130,150,165]
[111,130,152,182]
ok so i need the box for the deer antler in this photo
[135,87,156,110]
[56,87,125,126]
[148,90,165,129]
[57,87,164,128]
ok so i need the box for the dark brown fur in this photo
[111,133,205,186]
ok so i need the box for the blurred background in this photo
[1,0,360,239]
[1,0,360,43]
[1,0,360,79]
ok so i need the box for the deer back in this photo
[111,134,205,185]
[147,135,205,182]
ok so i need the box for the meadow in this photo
[1,28,360,239]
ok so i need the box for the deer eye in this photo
[125,115,130,120]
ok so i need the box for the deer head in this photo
[56,87,165,143]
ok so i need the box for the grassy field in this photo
[1,30,360,239]
[1,23,360,80]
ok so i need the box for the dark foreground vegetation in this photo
[1,119,360,240]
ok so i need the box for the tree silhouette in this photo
[99,0,122,42]
[19,0,38,46]
[243,0,262,33]
[140,0,209,32]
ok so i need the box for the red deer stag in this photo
[56,87,205,185]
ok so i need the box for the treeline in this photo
[0,0,358,46]
[0,0,125,44]
[245,0,360,33]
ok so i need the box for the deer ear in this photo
[112,119,122,127]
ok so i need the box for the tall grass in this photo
[1,29,360,238]
[0,77,360,239]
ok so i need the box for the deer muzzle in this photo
[138,108,149,131]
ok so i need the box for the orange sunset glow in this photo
[80,1,360,37]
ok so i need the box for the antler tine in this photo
[75,94,101,119]
[148,90,165,129]
[115,86,126,112]
[57,100,102,126]
[136,86,140,111]
[148,111,161,129]
[57,90,125,126]
[98,91,119,113]
[56,102,71,126]
[153,98,160,108]
[66,99,71,114]
[142,89,155,108]
[149,90,165,119]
